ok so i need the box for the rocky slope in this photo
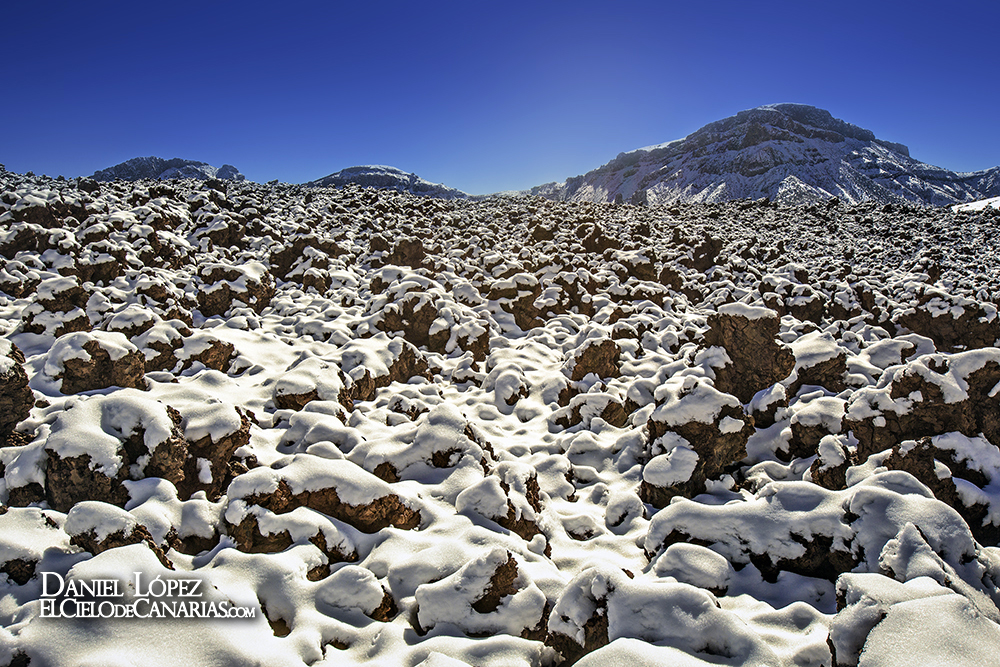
[2,168,1000,666]
[91,157,245,182]
[529,104,1000,206]
[304,165,468,199]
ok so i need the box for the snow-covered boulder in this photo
[196,261,275,316]
[64,500,172,568]
[641,375,754,506]
[225,454,423,534]
[415,549,546,636]
[21,275,91,337]
[43,330,146,394]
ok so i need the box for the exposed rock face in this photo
[0,341,34,444]
[879,436,999,545]
[703,305,795,403]
[344,338,430,402]
[226,509,358,567]
[568,339,621,382]
[197,262,275,316]
[71,523,173,569]
[178,406,252,500]
[45,451,132,512]
[47,332,146,394]
[42,396,249,512]
[254,479,420,533]
[383,238,426,269]
[0,557,37,586]
[21,276,92,337]
[228,458,423,535]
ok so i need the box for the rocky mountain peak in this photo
[305,165,468,199]
[91,157,246,182]
[530,104,995,206]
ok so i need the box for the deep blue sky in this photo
[4,1,998,194]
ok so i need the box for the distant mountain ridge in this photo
[91,157,245,182]
[528,104,1000,206]
[304,165,468,199]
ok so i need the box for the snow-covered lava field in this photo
[2,171,1000,667]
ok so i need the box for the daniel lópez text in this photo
[39,572,257,619]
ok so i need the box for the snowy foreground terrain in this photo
[2,171,1000,667]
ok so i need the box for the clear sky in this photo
[4,1,998,194]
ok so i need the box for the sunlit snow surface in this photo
[1,171,1000,666]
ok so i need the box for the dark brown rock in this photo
[471,552,519,613]
[226,513,358,563]
[546,596,610,666]
[704,308,795,403]
[177,407,251,500]
[197,265,275,316]
[569,339,621,382]
[368,588,398,622]
[349,341,430,403]
[384,238,426,268]
[0,557,37,585]
[45,452,131,513]
[181,337,235,372]
[0,342,34,442]
[809,445,851,491]
[880,438,998,546]
[846,358,1000,460]
[57,337,146,394]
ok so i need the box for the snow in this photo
[43,331,139,382]
[642,448,699,487]
[858,593,1000,666]
[415,548,547,635]
[953,196,1000,212]
[180,402,242,443]
[651,375,740,426]
[718,302,776,320]
[64,501,137,541]
[0,337,15,375]
[531,104,997,206]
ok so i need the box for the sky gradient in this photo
[4,1,998,194]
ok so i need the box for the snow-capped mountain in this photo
[304,165,468,199]
[529,104,1000,206]
[91,156,245,182]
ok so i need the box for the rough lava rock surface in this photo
[2,167,1000,667]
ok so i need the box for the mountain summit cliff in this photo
[529,104,1000,206]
